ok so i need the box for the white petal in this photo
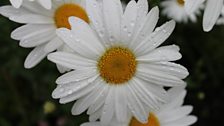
[87,85,109,115]
[11,24,54,40]
[103,0,122,44]
[130,6,159,48]
[115,86,128,123]
[56,68,97,84]
[59,76,100,104]
[37,0,52,9]
[19,30,55,48]
[134,20,176,56]
[47,52,96,70]
[160,106,193,123]
[56,64,70,73]
[185,0,205,14]
[120,0,137,45]
[100,88,115,126]
[163,116,197,126]
[136,64,186,87]
[138,62,189,79]
[68,17,105,55]
[24,44,48,68]
[203,0,223,32]
[86,0,109,43]
[10,14,54,24]
[89,108,103,122]
[132,78,166,109]
[10,0,23,8]
[0,5,27,17]
[56,27,102,60]
[44,37,63,53]
[137,45,182,62]
[71,81,103,115]
[127,82,148,123]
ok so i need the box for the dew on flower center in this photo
[54,4,89,29]
[177,0,185,6]
[98,47,137,85]
[129,113,160,126]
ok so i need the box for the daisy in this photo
[0,0,89,70]
[160,0,203,23]
[47,0,189,125]
[81,87,197,126]
[185,0,224,31]
[9,0,52,9]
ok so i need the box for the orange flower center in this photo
[54,3,89,29]
[177,0,185,6]
[129,113,160,126]
[98,47,137,84]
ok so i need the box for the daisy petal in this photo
[86,0,108,43]
[37,0,52,9]
[134,20,176,56]
[56,27,102,60]
[56,68,97,84]
[10,0,23,8]
[131,6,159,48]
[44,37,63,53]
[89,108,103,122]
[103,0,122,43]
[19,30,55,48]
[10,14,54,24]
[100,88,115,126]
[11,24,54,40]
[115,86,128,123]
[139,62,189,79]
[137,45,182,62]
[47,52,96,70]
[203,0,223,32]
[121,0,137,45]
[59,76,99,104]
[127,82,148,123]
[71,82,102,115]
[185,0,205,14]
[0,6,27,17]
[24,44,48,69]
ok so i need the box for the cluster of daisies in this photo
[3,0,222,125]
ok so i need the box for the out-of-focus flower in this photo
[161,0,204,23]
[48,0,189,125]
[0,0,89,72]
[43,101,56,114]
[9,0,52,9]
[185,0,224,31]
[81,87,197,126]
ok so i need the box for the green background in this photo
[0,0,224,126]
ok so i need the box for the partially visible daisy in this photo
[185,0,224,31]
[161,0,203,23]
[9,0,52,9]
[216,6,224,25]
[47,0,189,125]
[0,0,89,71]
[81,87,197,126]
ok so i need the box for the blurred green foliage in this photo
[0,0,224,126]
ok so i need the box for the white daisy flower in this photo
[9,0,52,9]
[160,0,203,23]
[0,0,89,70]
[47,0,189,125]
[81,87,197,126]
[185,0,224,31]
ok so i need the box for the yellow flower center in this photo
[129,113,160,126]
[177,0,185,6]
[54,3,89,29]
[98,47,137,85]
